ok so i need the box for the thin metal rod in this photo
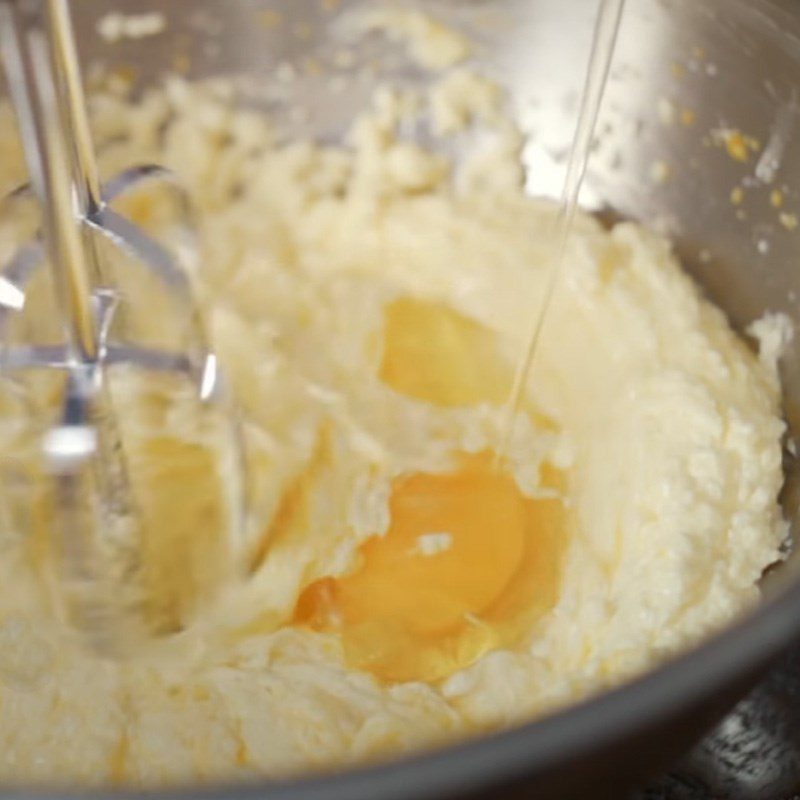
[0,2,97,362]
[0,0,248,652]
[29,29,97,362]
[0,2,46,199]
[45,0,103,213]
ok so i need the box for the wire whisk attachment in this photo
[0,0,248,655]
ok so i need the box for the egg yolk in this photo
[294,297,568,683]
[294,453,567,683]
[379,296,513,406]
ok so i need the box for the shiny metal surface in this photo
[0,0,248,654]
[3,0,800,797]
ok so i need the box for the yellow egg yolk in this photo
[294,453,567,683]
[379,296,513,407]
[294,297,568,683]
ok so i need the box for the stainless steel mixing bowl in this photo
[6,0,800,797]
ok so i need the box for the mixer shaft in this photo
[0,0,248,654]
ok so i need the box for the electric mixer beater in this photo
[0,0,248,655]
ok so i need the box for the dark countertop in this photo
[637,642,800,800]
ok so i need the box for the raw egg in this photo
[294,453,567,682]
[294,297,568,682]
[379,296,513,406]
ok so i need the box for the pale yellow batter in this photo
[0,67,788,787]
